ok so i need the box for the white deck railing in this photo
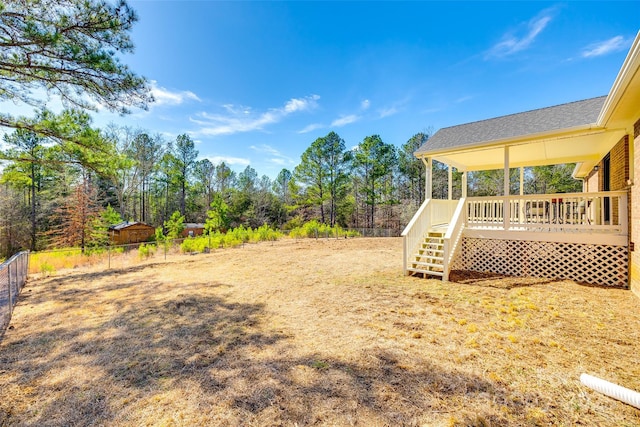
[430,199,459,227]
[442,199,466,281]
[466,191,628,235]
[403,191,628,278]
[402,199,431,274]
[401,199,458,275]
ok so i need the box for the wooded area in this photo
[0,122,581,258]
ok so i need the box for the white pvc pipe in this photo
[580,373,640,409]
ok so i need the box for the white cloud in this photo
[250,144,295,165]
[582,36,629,58]
[191,95,320,137]
[270,158,287,166]
[205,155,251,166]
[285,94,320,113]
[455,95,474,104]
[250,144,281,155]
[361,99,371,110]
[378,107,397,118]
[485,10,554,59]
[298,123,324,134]
[150,81,201,106]
[331,114,360,127]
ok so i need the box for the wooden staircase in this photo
[407,231,445,278]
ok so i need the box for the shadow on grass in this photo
[0,264,552,426]
[31,261,170,288]
[226,350,545,426]
[0,287,283,425]
[450,270,560,290]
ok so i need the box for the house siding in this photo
[631,119,640,296]
[585,169,598,192]
[585,135,629,227]
[609,135,629,191]
[610,136,629,227]
[586,135,629,193]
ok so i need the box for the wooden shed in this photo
[109,222,155,245]
[182,223,205,238]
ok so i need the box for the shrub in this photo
[179,226,284,253]
[253,224,282,242]
[303,220,321,238]
[288,220,356,239]
[180,237,210,253]
[289,227,306,239]
[111,246,125,255]
[40,262,55,277]
[282,215,304,230]
[138,243,156,260]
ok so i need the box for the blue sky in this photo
[13,1,640,177]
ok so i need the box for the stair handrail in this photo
[442,198,466,281]
[402,198,432,275]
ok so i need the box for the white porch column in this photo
[422,157,432,200]
[519,167,524,196]
[448,165,453,200]
[504,147,510,230]
[629,126,635,185]
[628,127,634,259]
[462,171,468,198]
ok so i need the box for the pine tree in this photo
[0,0,152,139]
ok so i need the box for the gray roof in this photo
[109,221,153,231]
[415,96,607,155]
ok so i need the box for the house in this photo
[403,31,640,295]
[108,221,155,245]
[182,223,205,238]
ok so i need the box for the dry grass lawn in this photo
[1,237,640,426]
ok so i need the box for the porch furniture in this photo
[577,200,591,224]
[525,200,547,223]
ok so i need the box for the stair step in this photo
[407,267,444,277]
[412,255,444,265]
[418,248,444,254]
[411,261,444,269]
[421,241,444,247]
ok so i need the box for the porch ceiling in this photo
[429,127,625,175]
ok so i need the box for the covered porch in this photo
[402,98,632,287]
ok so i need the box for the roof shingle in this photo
[415,96,607,155]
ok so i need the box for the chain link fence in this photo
[349,228,403,238]
[0,251,29,336]
[28,239,188,276]
[26,230,402,276]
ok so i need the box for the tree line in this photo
[0,117,581,257]
[0,119,429,256]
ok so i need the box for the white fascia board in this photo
[597,31,640,127]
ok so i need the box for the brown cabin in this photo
[109,222,155,245]
[182,223,205,238]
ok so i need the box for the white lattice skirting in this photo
[452,238,628,287]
